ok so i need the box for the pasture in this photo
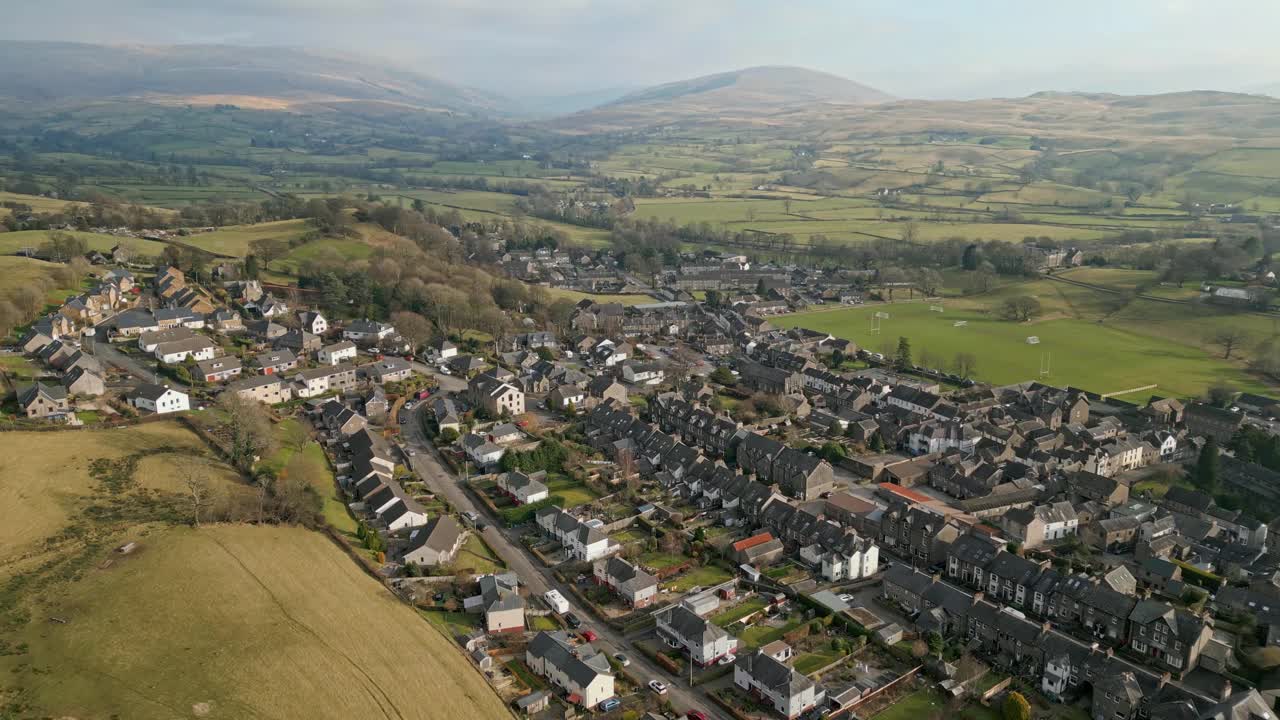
[4,525,508,720]
[0,229,169,257]
[182,218,312,257]
[0,420,508,719]
[0,420,245,573]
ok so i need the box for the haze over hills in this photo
[0,42,506,115]
[556,65,894,130]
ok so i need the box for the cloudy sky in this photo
[5,0,1279,99]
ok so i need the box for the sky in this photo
[4,0,1280,100]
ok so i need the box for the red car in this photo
[686,712,709,720]
[580,630,598,642]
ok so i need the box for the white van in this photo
[543,589,570,614]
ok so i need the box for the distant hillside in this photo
[558,66,892,130]
[609,66,892,107]
[0,42,506,115]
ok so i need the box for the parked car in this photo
[598,698,621,712]
[648,680,668,695]
[686,712,709,720]
[564,612,582,629]
[717,654,735,666]
[839,594,855,604]
[581,630,598,643]
[612,653,630,667]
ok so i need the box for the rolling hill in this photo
[557,65,893,130]
[0,42,506,115]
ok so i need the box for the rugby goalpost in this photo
[871,311,890,335]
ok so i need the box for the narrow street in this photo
[399,389,723,719]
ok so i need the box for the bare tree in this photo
[282,421,311,452]
[953,352,978,379]
[181,460,212,528]
[217,393,277,474]
[1211,328,1249,360]
[390,310,432,353]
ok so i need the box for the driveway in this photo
[86,335,190,391]
[400,397,724,718]
[411,361,467,394]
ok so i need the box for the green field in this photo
[271,236,376,274]
[780,294,1274,400]
[182,218,312,256]
[0,229,169,257]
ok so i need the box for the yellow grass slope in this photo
[0,420,510,720]
[20,524,509,720]
[0,421,235,561]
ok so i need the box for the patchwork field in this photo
[0,420,509,720]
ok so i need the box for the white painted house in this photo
[299,311,328,335]
[153,337,217,364]
[128,384,190,414]
[317,341,358,366]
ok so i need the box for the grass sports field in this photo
[780,294,1274,401]
[0,420,509,720]
[543,286,658,305]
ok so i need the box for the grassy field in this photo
[0,420,508,719]
[271,236,376,275]
[0,421,240,559]
[181,218,312,256]
[6,525,508,720]
[0,229,169,257]
[264,419,356,535]
[779,282,1276,400]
